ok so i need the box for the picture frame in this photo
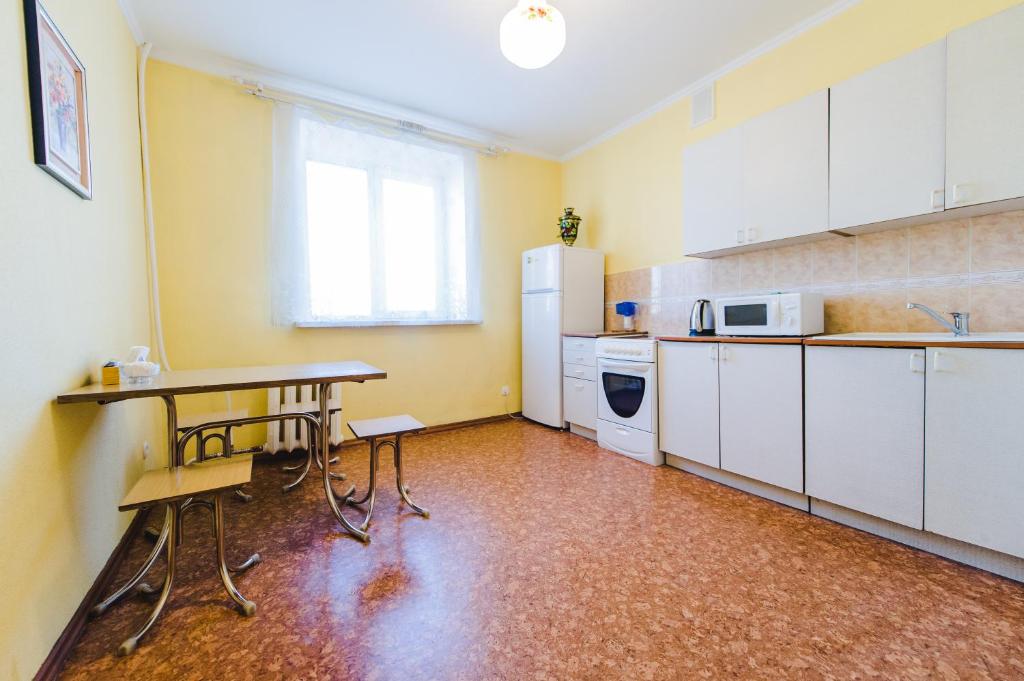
[23,0,92,199]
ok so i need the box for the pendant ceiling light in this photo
[500,1,566,70]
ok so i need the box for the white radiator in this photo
[265,384,343,454]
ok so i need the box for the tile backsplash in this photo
[605,210,1024,335]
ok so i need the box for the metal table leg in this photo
[346,437,380,531]
[90,505,171,618]
[319,383,369,542]
[394,434,429,518]
[117,501,178,656]
[214,494,257,616]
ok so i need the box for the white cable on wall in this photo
[138,43,171,372]
[138,45,237,415]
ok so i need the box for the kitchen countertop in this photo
[657,335,805,344]
[806,332,1024,349]
[563,331,649,338]
[656,333,1024,348]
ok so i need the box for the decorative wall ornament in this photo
[23,0,92,199]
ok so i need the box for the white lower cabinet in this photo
[805,347,926,528]
[924,348,1024,558]
[562,375,596,431]
[719,344,803,492]
[658,342,720,468]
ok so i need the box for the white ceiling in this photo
[124,0,845,158]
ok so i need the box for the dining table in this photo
[56,360,387,630]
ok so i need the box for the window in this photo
[270,105,480,326]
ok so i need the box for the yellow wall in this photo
[563,0,1023,274]
[0,1,154,677]
[145,61,564,441]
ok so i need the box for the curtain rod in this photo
[234,78,508,158]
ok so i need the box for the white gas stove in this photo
[594,338,662,465]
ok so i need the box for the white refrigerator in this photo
[522,244,604,427]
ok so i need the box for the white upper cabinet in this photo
[682,127,742,255]
[946,3,1024,208]
[829,40,947,230]
[924,348,1024,559]
[741,90,829,245]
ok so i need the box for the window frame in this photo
[297,150,476,328]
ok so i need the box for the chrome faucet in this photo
[907,303,970,336]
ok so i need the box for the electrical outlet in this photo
[500,385,510,396]
[142,441,151,459]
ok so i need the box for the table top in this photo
[57,361,387,404]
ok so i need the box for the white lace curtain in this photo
[269,103,481,326]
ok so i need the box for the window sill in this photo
[295,319,483,328]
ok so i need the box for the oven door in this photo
[597,359,655,432]
[716,296,782,336]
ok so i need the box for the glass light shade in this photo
[500,1,566,70]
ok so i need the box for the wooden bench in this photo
[340,415,430,540]
[107,457,259,655]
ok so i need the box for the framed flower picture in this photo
[23,0,92,199]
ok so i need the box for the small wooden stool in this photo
[111,457,259,655]
[343,415,430,539]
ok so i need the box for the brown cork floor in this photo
[60,420,1024,680]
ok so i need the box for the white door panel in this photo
[719,344,803,492]
[946,4,1024,208]
[658,342,720,468]
[522,245,562,293]
[522,292,562,427]
[563,376,597,430]
[805,347,925,528]
[830,39,946,229]
[683,127,742,255]
[925,348,1024,558]
[741,90,829,243]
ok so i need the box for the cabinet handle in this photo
[952,184,969,205]
[736,229,745,245]
[720,345,728,362]
[933,350,951,373]
[708,345,717,361]
[574,369,584,375]
[746,227,758,242]
[574,384,585,391]
[909,351,925,373]
[930,189,945,210]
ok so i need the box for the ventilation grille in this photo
[691,82,716,128]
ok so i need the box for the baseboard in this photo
[263,413,520,456]
[34,508,148,681]
[665,453,810,511]
[568,423,597,441]
[811,499,1024,583]
[417,413,519,436]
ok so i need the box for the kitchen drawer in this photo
[562,336,597,356]
[563,376,597,430]
[562,363,596,382]
[562,348,596,368]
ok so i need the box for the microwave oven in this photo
[715,292,824,336]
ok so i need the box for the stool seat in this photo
[120,458,252,511]
[348,414,425,440]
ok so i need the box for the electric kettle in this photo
[689,299,715,336]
